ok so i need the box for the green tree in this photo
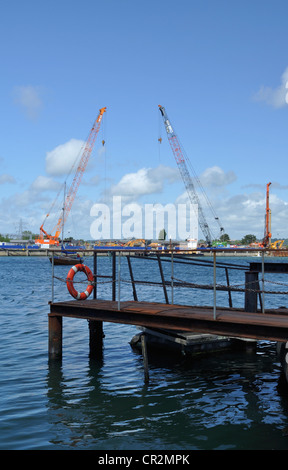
[220,233,230,242]
[0,234,10,242]
[22,230,34,240]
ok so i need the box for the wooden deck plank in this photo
[49,299,288,342]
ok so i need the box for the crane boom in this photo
[37,107,106,245]
[158,105,217,245]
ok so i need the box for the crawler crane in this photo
[36,107,106,246]
[262,182,271,248]
[158,105,224,246]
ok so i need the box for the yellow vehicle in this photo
[270,240,285,249]
[125,239,146,247]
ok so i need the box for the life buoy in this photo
[66,264,94,300]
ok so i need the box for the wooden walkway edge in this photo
[49,299,288,343]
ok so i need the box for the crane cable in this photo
[184,152,224,238]
[158,107,224,241]
[158,111,162,161]
[42,120,96,235]
[170,120,224,239]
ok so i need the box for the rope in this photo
[54,275,114,286]
[120,275,288,295]
[54,269,288,296]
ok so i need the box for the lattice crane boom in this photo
[38,107,106,244]
[158,105,219,246]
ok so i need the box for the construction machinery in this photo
[35,107,106,246]
[270,240,284,249]
[158,105,224,246]
[262,182,272,248]
[258,183,286,251]
[125,239,146,247]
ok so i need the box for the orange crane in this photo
[36,107,106,246]
[263,182,271,248]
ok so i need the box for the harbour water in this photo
[1,255,288,450]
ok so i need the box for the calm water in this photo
[1,254,288,450]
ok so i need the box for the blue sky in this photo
[1,0,288,241]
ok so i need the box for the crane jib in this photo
[38,107,106,244]
[158,104,224,245]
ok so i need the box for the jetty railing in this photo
[49,247,288,318]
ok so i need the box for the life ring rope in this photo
[66,263,94,300]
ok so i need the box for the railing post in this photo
[127,255,138,301]
[93,251,97,299]
[225,267,232,308]
[51,250,54,302]
[261,251,265,313]
[118,251,121,310]
[171,250,174,305]
[157,254,169,304]
[112,251,116,301]
[245,271,258,312]
[213,250,217,320]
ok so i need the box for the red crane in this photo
[36,107,106,246]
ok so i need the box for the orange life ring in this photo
[66,264,94,300]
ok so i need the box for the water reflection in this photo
[3,256,288,449]
[46,338,288,450]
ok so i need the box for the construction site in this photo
[1,105,286,258]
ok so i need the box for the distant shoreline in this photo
[0,249,287,258]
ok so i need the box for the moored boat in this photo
[49,248,83,265]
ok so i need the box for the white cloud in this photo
[253,66,288,108]
[108,165,180,202]
[200,166,236,187]
[215,190,288,240]
[30,175,62,192]
[0,174,16,184]
[45,139,85,176]
[13,85,43,119]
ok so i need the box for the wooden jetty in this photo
[49,299,288,345]
[48,248,288,383]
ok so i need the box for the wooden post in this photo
[245,271,258,313]
[277,342,288,385]
[88,320,104,359]
[48,315,62,360]
[93,251,97,299]
[243,271,258,352]
[141,333,149,384]
[112,252,116,301]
